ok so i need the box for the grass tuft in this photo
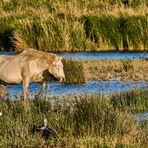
[63,59,86,84]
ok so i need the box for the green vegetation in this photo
[0,0,147,51]
[111,89,148,112]
[63,59,86,84]
[0,92,147,147]
[82,14,148,51]
[0,1,147,146]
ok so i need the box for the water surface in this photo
[6,80,148,98]
[61,52,148,60]
[135,112,148,122]
[0,51,148,59]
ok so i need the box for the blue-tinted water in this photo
[6,80,148,98]
[135,112,148,122]
[0,51,148,59]
[61,52,148,60]
[0,52,14,56]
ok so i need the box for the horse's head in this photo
[48,56,65,82]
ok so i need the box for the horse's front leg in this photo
[22,78,30,101]
[0,84,6,99]
[38,82,47,96]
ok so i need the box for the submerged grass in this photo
[0,92,147,147]
[0,0,147,51]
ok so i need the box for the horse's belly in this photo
[0,73,22,84]
[0,61,23,84]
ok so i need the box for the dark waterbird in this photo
[32,119,55,141]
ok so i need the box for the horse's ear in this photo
[58,56,63,61]
[53,56,63,64]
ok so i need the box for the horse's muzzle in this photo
[58,77,65,82]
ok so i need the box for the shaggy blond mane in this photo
[19,48,58,63]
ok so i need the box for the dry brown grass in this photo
[106,6,148,16]
[0,0,147,19]
[83,59,148,81]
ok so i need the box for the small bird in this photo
[32,119,52,140]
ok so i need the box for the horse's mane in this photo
[19,48,57,63]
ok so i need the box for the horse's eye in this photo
[55,65,60,69]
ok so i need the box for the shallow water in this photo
[5,80,148,122]
[0,52,14,56]
[0,51,148,59]
[135,112,148,122]
[6,80,148,98]
[61,52,148,60]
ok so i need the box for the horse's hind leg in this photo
[0,84,6,99]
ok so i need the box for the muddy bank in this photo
[84,59,148,81]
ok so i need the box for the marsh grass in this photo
[82,14,148,51]
[63,59,86,84]
[0,93,146,147]
[0,0,148,51]
[0,16,17,50]
[10,14,148,51]
[111,89,148,112]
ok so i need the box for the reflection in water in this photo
[6,80,148,98]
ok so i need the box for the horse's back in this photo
[0,56,14,64]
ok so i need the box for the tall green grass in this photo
[8,14,148,52]
[0,0,148,51]
[0,16,16,51]
[111,89,148,112]
[82,14,148,51]
[63,59,86,84]
[0,93,146,147]
[1,0,148,12]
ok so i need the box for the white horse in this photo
[0,48,65,100]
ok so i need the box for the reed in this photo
[13,14,148,52]
[0,0,147,52]
[0,16,16,51]
[82,14,148,51]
